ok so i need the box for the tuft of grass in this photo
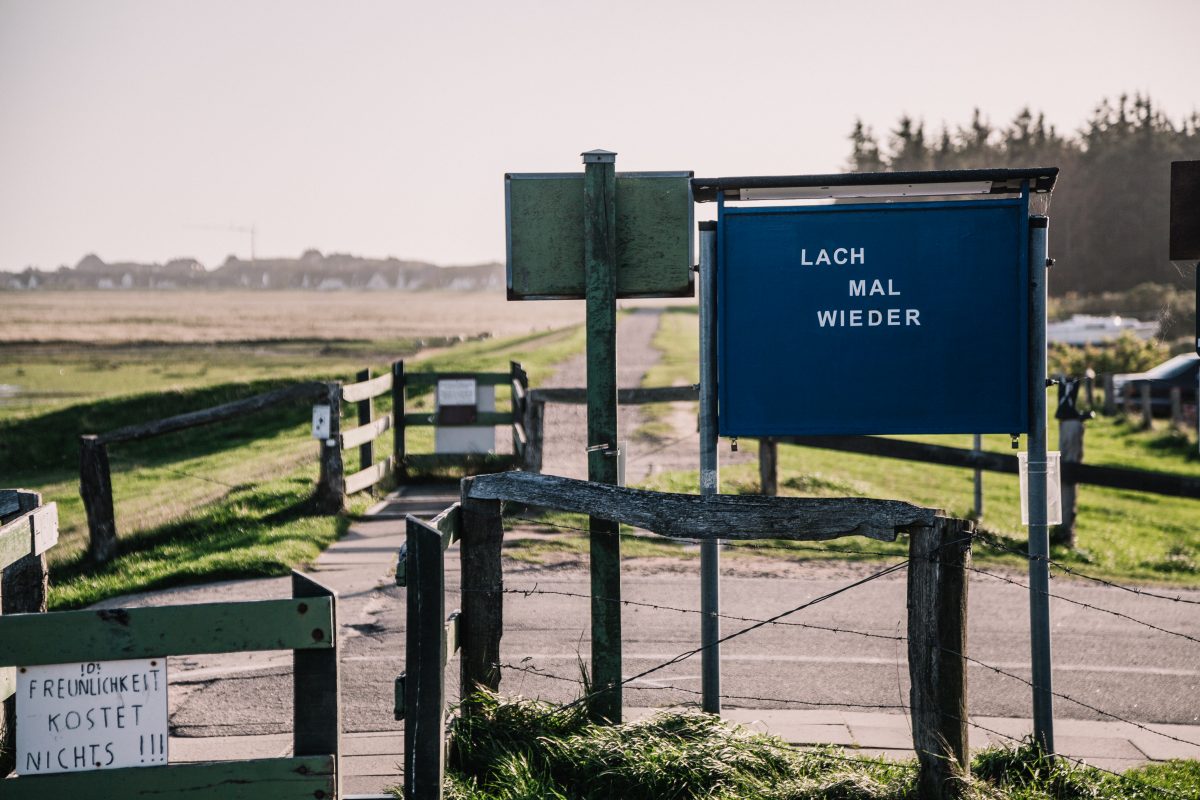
[389,694,1199,800]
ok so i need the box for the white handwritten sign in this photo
[17,658,168,775]
[437,379,477,407]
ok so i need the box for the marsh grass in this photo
[403,693,1196,800]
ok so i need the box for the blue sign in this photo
[717,198,1030,436]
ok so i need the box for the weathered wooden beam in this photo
[0,502,59,570]
[0,596,334,667]
[96,382,327,445]
[529,385,698,405]
[404,516,446,800]
[345,457,392,495]
[292,572,340,790]
[908,516,972,800]
[466,472,931,541]
[460,486,503,711]
[342,413,393,451]
[79,435,118,563]
[342,370,394,403]
[0,755,336,800]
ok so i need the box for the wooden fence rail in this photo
[80,382,334,561]
[762,434,1200,499]
[0,571,340,799]
[0,490,58,776]
[398,471,969,800]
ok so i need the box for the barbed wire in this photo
[939,645,1200,750]
[973,531,1200,607]
[553,559,911,716]
[486,584,905,642]
[961,561,1200,646]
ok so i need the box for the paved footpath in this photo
[87,310,1200,793]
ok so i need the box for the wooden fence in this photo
[396,471,972,800]
[0,490,59,775]
[393,360,529,476]
[79,381,331,561]
[0,571,340,799]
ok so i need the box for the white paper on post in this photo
[437,379,477,408]
[17,658,169,775]
[312,405,331,439]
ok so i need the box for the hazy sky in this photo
[2,0,1198,272]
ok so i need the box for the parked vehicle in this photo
[1111,353,1199,415]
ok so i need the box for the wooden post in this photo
[316,382,344,513]
[356,368,374,475]
[523,399,545,472]
[1102,373,1115,416]
[583,149,621,723]
[1053,419,1083,548]
[460,482,503,712]
[1123,381,1134,415]
[1170,386,1183,428]
[758,437,778,496]
[1084,372,1095,409]
[393,361,407,483]
[80,435,118,563]
[292,571,340,798]
[908,516,972,800]
[404,517,445,800]
[1140,383,1154,429]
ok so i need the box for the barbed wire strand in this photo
[939,645,1200,750]
[552,560,911,716]
[974,532,1200,607]
[484,584,905,642]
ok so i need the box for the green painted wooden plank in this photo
[506,172,694,300]
[431,503,461,548]
[0,597,333,667]
[1,755,334,800]
[402,411,513,427]
[0,515,31,571]
[404,372,511,388]
[583,153,623,724]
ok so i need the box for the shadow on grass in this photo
[49,475,349,610]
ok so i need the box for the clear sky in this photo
[2,0,1198,272]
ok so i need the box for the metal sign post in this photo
[1027,216,1055,753]
[698,221,720,713]
[582,149,622,722]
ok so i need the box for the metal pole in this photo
[1027,215,1055,754]
[582,148,622,723]
[698,221,721,714]
[972,433,983,519]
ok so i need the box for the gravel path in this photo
[539,306,751,484]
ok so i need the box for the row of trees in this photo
[846,94,1199,295]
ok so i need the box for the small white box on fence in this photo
[437,379,477,407]
[16,658,168,775]
[1018,451,1063,526]
[311,405,331,439]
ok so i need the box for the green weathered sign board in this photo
[504,171,694,299]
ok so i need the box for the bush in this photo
[1049,330,1168,377]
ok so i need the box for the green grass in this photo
[400,693,1198,800]
[587,305,1200,587]
[3,324,587,607]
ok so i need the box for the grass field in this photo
[1,290,592,607]
[515,305,1200,587]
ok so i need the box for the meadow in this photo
[1,290,593,606]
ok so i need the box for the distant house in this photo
[365,272,389,290]
[316,277,346,291]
